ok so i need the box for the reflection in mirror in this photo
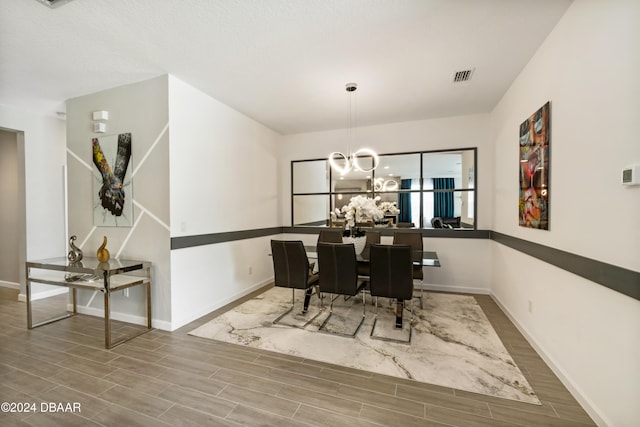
[292,148,476,230]
[375,153,421,226]
[422,150,475,228]
[293,195,330,226]
[293,160,329,193]
[331,156,373,214]
[375,153,420,192]
[332,156,373,193]
[422,191,474,229]
[332,192,367,214]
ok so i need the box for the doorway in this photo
[0,128,26,296]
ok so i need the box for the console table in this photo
[25,257,152,348]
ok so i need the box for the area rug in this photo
[189,287,539,404]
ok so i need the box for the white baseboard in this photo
[169,278,273,331]
[490,292,608,427]
[18,287,68,302]
[0,280,19,289]
[16,288,169,331]
[67,304,172,331]
[68,303,156,327]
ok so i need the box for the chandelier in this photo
[328,83,379,175]
[373,177,398,192]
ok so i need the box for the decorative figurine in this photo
[67,235,83,263]
[97,235,110,262]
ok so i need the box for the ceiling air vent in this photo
[452,69,474,83]
[35,0,73,8]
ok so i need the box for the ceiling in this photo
[0,0,572,134]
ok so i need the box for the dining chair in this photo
[317,229,344,244]
[357,230,380,278]
[364,230,381,246]
[393,231,425,308]
[270,240,320,327]
[317,242,365,337]
[355,221,374,228]
[316,229,344,273]
[396,222,415,228]
[368,244,414,343]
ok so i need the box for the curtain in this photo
[398,179,412,223]
[433,178,454,218]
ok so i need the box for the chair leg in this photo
[370,297,379,337]
[395,300,403,329]
[413,279,424,309]
[319,293,335,330]
[272,305,294,325]
[370,297,412,344]
[407,298,413,343]
[273,288,322,328]
[302,287,314,313]
[318,292,364,338]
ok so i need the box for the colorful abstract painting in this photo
[519,102,549,229]
[92,133,133,227]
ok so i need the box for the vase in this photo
[97,236,110,262]
[67,235,83,263]
[342,236,367,254]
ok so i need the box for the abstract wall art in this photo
[519,102,550,229]
[92,132,133,226]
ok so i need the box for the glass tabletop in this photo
[26,257,150,274]
[304,246,440,267]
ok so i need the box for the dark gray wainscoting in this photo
[281,227,491,239]
[491,232,640,301]
[170,227,490,250]
[170,227,282,250]
[170,227,639,301]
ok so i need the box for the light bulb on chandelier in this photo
[328,83,379,175]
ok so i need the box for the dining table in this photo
[305,245,440,268]
[270,243,440,323]
[305,244,440,328]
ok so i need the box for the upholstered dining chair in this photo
[317,229,344,244]
[315,229,344,274]
[392,231,425,308]
[396,222,415,228]
[368,244,414,343]
[355,221,374,228]
[357,230,380,278]
[364,230,381,247]
[317,242,365,337]
[270,240,320,327]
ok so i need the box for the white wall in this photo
[0,105,66,297]
[167,76,281,329]
[280,114,494,230]
[490,1,640,426]
[63,74,282,331]
[66,76,172,329]
[280,114,494,293]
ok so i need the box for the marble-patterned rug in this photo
[189,287,539,404]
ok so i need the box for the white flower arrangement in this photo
[331,195,395,236]
[378,201,400,216]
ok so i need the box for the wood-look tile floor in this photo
[0,286,596,426]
